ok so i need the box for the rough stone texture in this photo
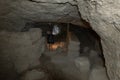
[0,0,120,80]
[77,0,120,80]
[75,57,90,80]
[0,28,45,75]
[89,66,108,80]
[0,0,89,31]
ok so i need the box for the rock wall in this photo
[0,0,120,80]
[0,0,84,31]
[77,0,120,80]
[0,28,45,80]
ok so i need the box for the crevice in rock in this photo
[28,0,77,5]
[113,22,120,32]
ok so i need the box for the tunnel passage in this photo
[22,22,103,56]
[0,0,111,80]
[0,22,107,80]
[0,0,120,79]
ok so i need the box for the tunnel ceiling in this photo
[0,0,90,31]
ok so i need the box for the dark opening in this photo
[0,21,106,80]
[20,22,106,80]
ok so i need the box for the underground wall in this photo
[0,22,107,80]
[0,0,120,80]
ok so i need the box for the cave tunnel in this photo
[1,0,120,80]
[0,22,107,80]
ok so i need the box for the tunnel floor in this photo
[19,46,104,80]
[19,50,83,80]
[18,27,106,80]
[23,49,83,80]
[39,50,82,80]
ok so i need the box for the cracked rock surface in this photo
[77,0,120,80]
[0,0,85,31]
[0,0,120,80]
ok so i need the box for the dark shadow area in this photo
[69,24,105,67]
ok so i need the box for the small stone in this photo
[75,57,90,80]
[89,66,108,80]
[21,70,45,80]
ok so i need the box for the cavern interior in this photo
[0,0,120,80]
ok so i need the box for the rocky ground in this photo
[19,38,108,80]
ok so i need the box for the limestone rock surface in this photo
[77,0,120,80]
[0,0,120,80]
[0,0,87,31]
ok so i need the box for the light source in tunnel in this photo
[49,42,65,51]
[46,23,69,51]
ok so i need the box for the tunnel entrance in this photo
[0,21,108,80]
[19,22,107,80]
[22,22,103,58]
[0,0,113,79]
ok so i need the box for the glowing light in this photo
[48,42,65,50]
